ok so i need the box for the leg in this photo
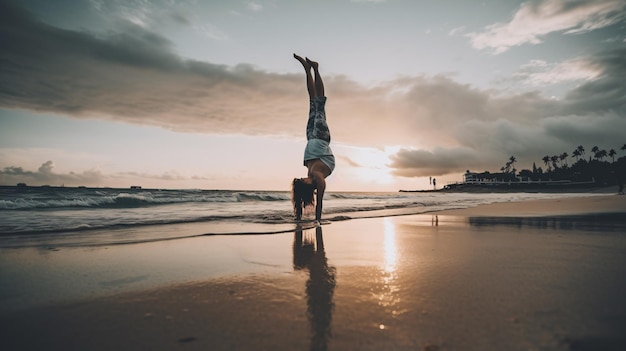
[306,58,324,97]
[307,97,330,142]
[294,54,315,98]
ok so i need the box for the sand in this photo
[1,195,625,351]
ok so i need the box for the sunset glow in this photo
[1,0,624,191]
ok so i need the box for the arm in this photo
[307,159,331,221]
[315,177,326,221]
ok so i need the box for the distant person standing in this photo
[433,178,437,190]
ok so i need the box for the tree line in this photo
[473,144,626,185]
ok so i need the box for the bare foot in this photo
[293,53,310,69]
[305,57,318,70]
[306,57,319,70]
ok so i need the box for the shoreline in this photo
[401,184,617,194]
[2,194,625,350]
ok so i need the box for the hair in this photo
[292,178,315,218]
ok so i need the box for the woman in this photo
[292,54,335,223]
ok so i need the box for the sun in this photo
[338,145,401,186]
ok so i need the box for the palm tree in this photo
[621,144,626,152]
[592,147,608,161]
[609,149,617,163]
[559,152,568,167]
[591,145,599,154]
[572,149,581,161]
[542,155,551,172]
[550,155,559,170]
[577,145,585,158]
[508,156,517,173]
[591,146,600,161]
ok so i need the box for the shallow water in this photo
[2,214,626,351]
[0,185,603,246]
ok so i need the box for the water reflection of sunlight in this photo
[377,218,400,327]
[383,218,397,273]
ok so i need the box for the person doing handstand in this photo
[292,54,335,223]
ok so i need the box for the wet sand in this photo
[1,195,626,351]
[436,193,625,216]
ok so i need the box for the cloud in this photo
[389,147,479,177]
[1,3,285,133]
[0,161,104,186]
[561,46,626,115]
[384,45,626,177]
[89,0,192,28]
[468,0,626,53]
[38,160,54,174]
[387,109,626,177]
[512,57,602,86]
[448,26,466,36]
[98,0,155,28]
[0,160,209,187]
[0,2,411,144]
[247,2,263,12]
[542,112,626,147]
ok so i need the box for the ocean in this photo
[0,185,599,248]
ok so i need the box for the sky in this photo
[0,0,625,191]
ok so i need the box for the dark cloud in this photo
[562,47,626,115]
[542,112,626,148]
[0,1,305,136]
[389,147,479,177]
[386,46,626,177]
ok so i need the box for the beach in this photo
[1,194,625,351]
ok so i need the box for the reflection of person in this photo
[292,54,335,222]
[293,225,336,351]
